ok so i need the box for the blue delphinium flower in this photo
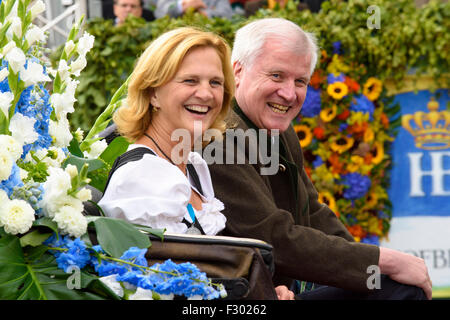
[44,234,90,272]
[341,172,371,200]
[0,164,24,196]
[350,94,375,120]
[120,246,148,269]
[327,73,345,84]
[55,238,91,272]
[300,86,321,118]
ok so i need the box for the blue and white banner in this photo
[380,88,450,296]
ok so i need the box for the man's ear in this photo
[233,61,242,88]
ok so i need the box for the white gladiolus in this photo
[9,112,38,145]
[52,205,87,238]
[0,135,23,161]
[65,164,78,179]
[51,92,75,118]
[70,55,87,77]
[20,61,51,87]
[49,118,73,148]
[64,40,75,56]
[25,25,46,46]
[0,151,13,181]
[76,188,92,202]
[0,67,9,82]
[57,59,70,83]
[1,41,16,56]
[0,199,35,235]
[84,139,107,159]
[30,0,46,20]
[76,32,95,56]
[9,17,22,38]
[0,91,14,119]
[5,47,26,74]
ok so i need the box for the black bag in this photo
[84,142,278,299]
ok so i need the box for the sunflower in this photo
[294,124,313,148]
[318,190,338,214]
[330,135,354,154]
[320,104,337,122]
[363,77,383,101]
[347,155,364,172]
[370,141,384,164]
[327,82,348,100]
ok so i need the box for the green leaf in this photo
[99,136,129,166]
[33,217,58,234]
[0,236,113,300]
[92,217,151,258]
[63,154,105,173]
[19,230,52,247]
[68,136,84,157]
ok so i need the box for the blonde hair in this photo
[114,27,235,142]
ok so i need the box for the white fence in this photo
[34,0,103,49]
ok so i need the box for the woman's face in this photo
[150,46,225,139]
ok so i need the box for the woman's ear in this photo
[149,89,160,110]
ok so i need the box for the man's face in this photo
[113,0,143,24]
[234,39,311,133]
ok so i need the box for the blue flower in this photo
[45,234,91,272]
[332,41,342,55]
[0,164,24,196]
[120,247,148,269]
[300,87,321,118]
[350,94,375,120]
[361,234,380,246]
[327,73,345,84]
[312,157,323,168]
[341,172,371,200]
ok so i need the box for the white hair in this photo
[231,18,318,76]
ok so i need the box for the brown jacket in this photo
[209,108,380,292]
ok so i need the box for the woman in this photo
[98,27,293,299]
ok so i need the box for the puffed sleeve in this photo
[98,153,191,234]
[187,152,227,235]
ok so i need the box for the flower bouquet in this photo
[293,42,400,245]
[0,0,224,300]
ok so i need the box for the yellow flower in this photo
[347,155,364,172]
[294,124,313,148]
[318,190,337,214]
[327,82,348,100]
[371,141,385,165]
[363,127,375,143]
[320,104,337,122]
[368,216,383,236]
[327,54,351,75]
[330,136,354,154]
[363,77,383,101]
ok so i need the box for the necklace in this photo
[143,133,176,166]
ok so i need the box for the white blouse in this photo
[98,144,226,235]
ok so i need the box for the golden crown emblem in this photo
[401,98,450,150]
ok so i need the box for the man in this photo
[154,0,233,19]
[208,18,432,299]
[113,0,154,25]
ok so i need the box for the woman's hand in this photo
[275,285,295,300]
